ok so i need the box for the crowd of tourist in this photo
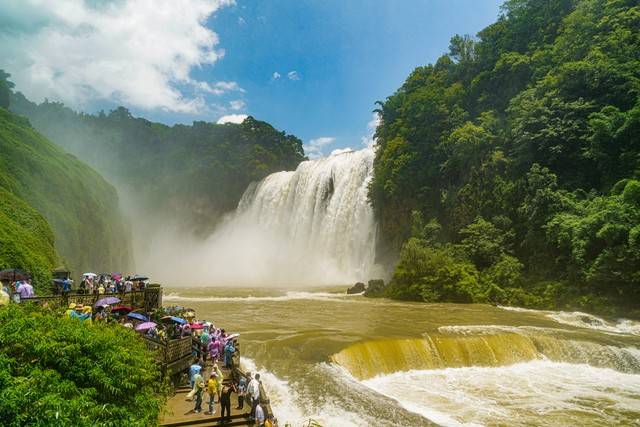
[2,268,277,426]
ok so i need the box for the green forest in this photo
[0,78,132,289]
[370,0,640,316]
[10,93,305,234]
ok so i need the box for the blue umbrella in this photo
[127,312,148,322]
[161,315,187,325]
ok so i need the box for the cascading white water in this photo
[138,148,381,286]
[235,148,378,283]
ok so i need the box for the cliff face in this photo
[0,107,132,283]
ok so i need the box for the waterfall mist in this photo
[139,148,382,286]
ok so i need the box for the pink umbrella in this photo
[135,321,157,331]
[190,323,204,330]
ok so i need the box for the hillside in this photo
[0,107,132,286]
[10,95,306,235]
[370,0,640,316]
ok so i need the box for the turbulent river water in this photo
[164,287,640,427]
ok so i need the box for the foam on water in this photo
[163,290,359,303]
[360,360,640,427]
[498,306,640,336]
[240,357,375,427]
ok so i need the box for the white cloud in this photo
[0,0,234,113]
[287,70,301,81]
[229,99,245,111]
[272,72,281,80]
[196,80,244,96]
[361,112,381,148]
[217,114,248,124]
[304,136,335,159]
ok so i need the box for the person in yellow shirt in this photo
[205,371,221,415]
[64,303,76,318]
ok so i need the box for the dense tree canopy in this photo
[371,0,640,316]
[0,304,166,426]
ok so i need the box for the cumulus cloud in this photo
[287,70,301,80]
[361,112,381,148]
[217,114,248,124]
[196,80,245,96]
[272,72,281,80]
[304,136,335,159]
[229,99,245,110]
[0,0,234,113]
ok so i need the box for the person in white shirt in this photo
[255,403,265,426]
[247,373,261,421]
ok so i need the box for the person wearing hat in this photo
[82,306,93,325]
[65,303,77,318]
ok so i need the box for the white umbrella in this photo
[83,272,97,277]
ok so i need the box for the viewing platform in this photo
[13,285,274,425]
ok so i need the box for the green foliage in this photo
[0,189,57,288]
[10,96,306,233]
[387,239,482,303]
[0,304,166,426]
[0,70,13,109]
[371,0,640,316]
[0,107,132,285]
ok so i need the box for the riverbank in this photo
[357,277,640,320]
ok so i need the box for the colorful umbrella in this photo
[190,323,204,330]
[111,305,133,313]
[83,272,97,277]
[135,321,157,331]
[161,316,187,325]
[95,296,121,307]
[127,312,148,322]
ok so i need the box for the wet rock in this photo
[347,282,365,294]
[364,279,385,297]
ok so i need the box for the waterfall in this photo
[332,332,640,379]
[170,148,381,286]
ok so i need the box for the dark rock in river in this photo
[347,282,365,294]
[364,279,385,297]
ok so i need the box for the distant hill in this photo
[0,107,132,288]
[10,94,306,236]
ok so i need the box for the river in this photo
[164,287,640,427]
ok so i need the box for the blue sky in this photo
[1,0,504,157]
[205,0,504,155]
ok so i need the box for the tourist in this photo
[65,303,76,318]
[236,376,247,410]
[247,373,261,421]
[82,306,93,325]
[200,327,211,361]
[192,370,205,414]
[224,339,235,369]
[62,278,72,294]
[205,371,220,415]
[189,361,202,390]
[98,283,105,295]
[208,338,220,363]
[16,280,34,299]
[219,380,235,424]
[255,402,266,427]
